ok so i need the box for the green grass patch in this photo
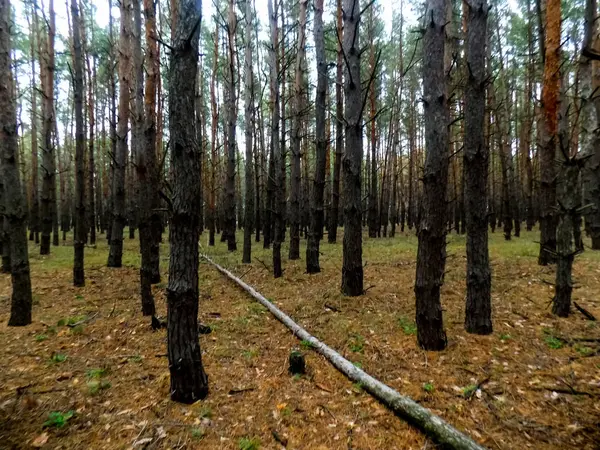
[300,340,315,350]
[50,353,67,363]
[348,334,365,353]
[398,316,417,335]
[423,382,435,393]
[43,410,74,428]
[238,436,260,450]
[35,334,48,342]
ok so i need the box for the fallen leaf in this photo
[31,433,49,448]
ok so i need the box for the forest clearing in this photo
[0,231,599,449]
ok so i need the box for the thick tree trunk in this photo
[208,23,218,247]
[40,0,56,255]
[167,0,209,404]
[307,0,327,273]
[108,0,132,267]
[289,0,307,261]
[538,0,560,265]
[0,0,33,325]
[328,0,343,244]
[464,0,492,335]
[415,0,449,351]
[71,0,85,287]
[242,0,254,265]
[341,0,364,296]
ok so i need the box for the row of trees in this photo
[1,0,599,400]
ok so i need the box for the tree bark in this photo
[167,0,209,403]
[108,0,132,267]
[463,0,492,335]
[328,0,343,244]
[28,2,40,244]
[40,0,56,255]
[538,0,560,265]
[71,0,85,287]
[289,0,307,261]
[242,0,254,264]
[307,0,327,273]
[415,0,449,350]
[0,0,33,325]
[224,0,237,252]
[341,0,364,296]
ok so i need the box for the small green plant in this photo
[462,384,478,398]
[352,361,363,369]
[499,333,511,341]
[292,373,302,381]
[86,368,108,379]
[70,325,85,335]
[50,353,67,363]
[43,410,74,428]
[87,380,111,395]
[75,294,84,301]
[575,345,594,356]
[57,316,85,327]
[398,316,417,336]
[348,334,365,353]
[238,436,260,450]
[352,381,364,392]
[281,406,292,417]
[242,348,259,359]
[128,355,143,363]
[544,335,564,350]
[191,427,205,440]
[423,382,435,393]
[300,340,315,350]
[35,334,48,342]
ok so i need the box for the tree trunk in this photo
[108,0,132,267]
[415,0,449,351]
[328,0,343,244]
[167,0,209,404]
[307,0,327,273]
[224,0,237,252]
[0,0,33,325]
[268,0,282,278]
[341,0,364,296]
[40,0,56,255]
[208,23,219,247]
[242,0,254,265]
[538,0,560,265]
[71,0,86,287]
[83,8,96,246]
[464,0,492,335]
[289,0,307,261]
[28,2,40,244]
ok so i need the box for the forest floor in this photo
[0,229,599,450]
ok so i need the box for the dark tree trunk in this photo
[0,0,33,325]
[307,0,327,273]
[464,0,492,335]
[538,0,560,265]
[71,0,85,287]
[40,0,56,255]
[328,0,343,244]
[28,4,40,244]
[224,0,237,252]
[340,0,364,296]
[208,23,218,247]
[108,0,132,268]
[414,0,449,351]
[268,0,282,278]
[167,0,209,404]
[83,8,96,247]
[289,0,307,261]
[242,0,254,265]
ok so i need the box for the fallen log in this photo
[202,255,487,450]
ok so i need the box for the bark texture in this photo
[538,0,560,265]
[72,0,85,287]
[1,0,33,325]
[341,0,364,296]
[463,0,492,335]
[307,0,327,273]
[224,0,237,252]
[167,0,209,403]
[414,0,449,350]
[242,0,254,265]
[108,0,132,268]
